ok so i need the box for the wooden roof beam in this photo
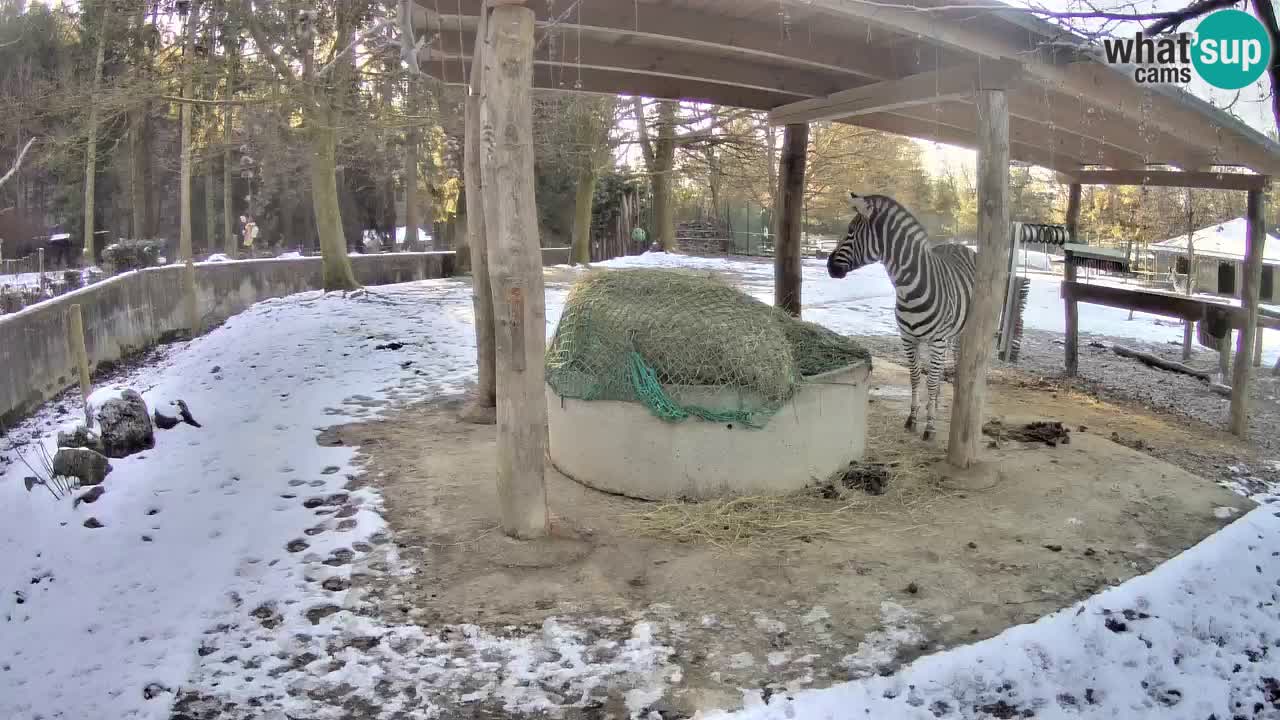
[879,101,1146,170]
[417,57,798,109]
[415,1,900,83]
[840,112,1084,174]
[792,0,1280,174]
[1060,169,1272,191]
[768,59,1022,125]
[428,30,849,99]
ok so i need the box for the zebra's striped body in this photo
[827,193,976,440]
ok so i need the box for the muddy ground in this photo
[323,357,1253,718]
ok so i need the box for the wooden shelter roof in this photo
[413,0,1280,177]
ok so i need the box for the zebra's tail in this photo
[1005,278,1030,363]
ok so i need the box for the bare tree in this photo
[0,137,33,190]
[242,0,360,290]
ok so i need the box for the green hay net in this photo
[545,269,871,428]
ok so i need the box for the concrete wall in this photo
[1,249,565,426]
[547,362,872,501]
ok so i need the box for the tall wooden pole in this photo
[481,2,549,539]
[1062,182,1082,377]
[464,6,497,413]
[1181,189,1195,360]
[67,304,92,427]
[1230,188,1267,437]
[774,123,808,317]
[948,87,1011,468]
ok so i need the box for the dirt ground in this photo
[328,357,1253,718]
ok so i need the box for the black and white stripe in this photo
[827,192,976,441]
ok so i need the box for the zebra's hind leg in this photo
[903,337,922,431]
[922,338,947,441]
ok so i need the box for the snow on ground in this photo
[2,250,1279,719]
[1,284,478,719]
[708,503,1280,720]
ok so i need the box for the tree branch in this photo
[240,0,296,83]
[0,137,35,190]
[1253,0,1280,132]
[1145,0,1241,34]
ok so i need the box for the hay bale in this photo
[546,268,869,427]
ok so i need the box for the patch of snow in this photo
[839,602,925,677]
[800,607,830,625]
[707,507,1280,720]
[752,614,787,635]
[204,253,231,263]
[1214,506,1241,519]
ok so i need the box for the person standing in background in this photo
[241,215,258,257]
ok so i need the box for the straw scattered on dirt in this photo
[624,404,957,551]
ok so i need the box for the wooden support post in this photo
[464,5,497,414]
[67,303,92,427]
[480,2,549,539]
[1062,184,1082,375]
[1218,331,1232,380]
[37,247,45,295]
[1182,189,1195,361]
[1230,189,1266,436]
[774,122,807,317]
[947,88,1010,469]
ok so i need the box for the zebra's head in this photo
[827,192,881,279]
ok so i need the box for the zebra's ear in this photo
[848,192,871,217]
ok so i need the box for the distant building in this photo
[1150,218,1280,303]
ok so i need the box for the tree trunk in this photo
[82,7,108,265]
[1063,183,1082,376]
[223,140,235,256]
[310,122,359,290]
[774,123,808,317]
[129,114,148,237]
[464,9,496,411]
[204,156,217,252]
[1230,189,1266,436]
[222,11,237,258]
[570,166,596,265]
[948,88,1010,469]
[480,4,548,539]
[179,0,202,333]
[653,101,678,251]
[403,76,420,251]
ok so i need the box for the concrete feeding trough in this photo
[546,359,873,501]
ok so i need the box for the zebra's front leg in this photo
[902,338,922,432]
[922,338,947,441]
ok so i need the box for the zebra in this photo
[827,192,976,441]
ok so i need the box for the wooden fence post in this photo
[481,2,549,539]
[67,303,92,427]
[37,248,45,295]
[1230,188,1266,436]
[948,86,1010,468]
[774,123,808,317]
[1063,183,1082,376]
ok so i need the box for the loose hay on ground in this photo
[624,406,956,551]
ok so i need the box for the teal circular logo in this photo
[1192,9,1273,90]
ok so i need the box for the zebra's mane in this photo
[857,194,931,239]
